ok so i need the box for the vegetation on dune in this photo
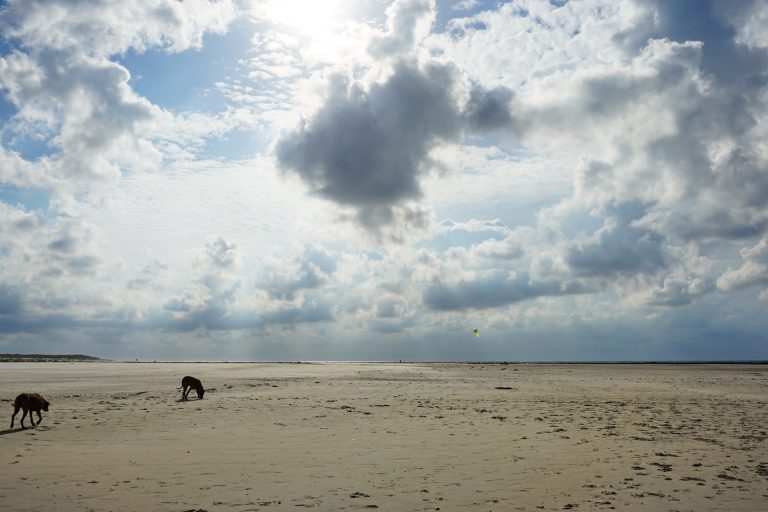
[0,353,102,362]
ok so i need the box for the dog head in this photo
[197,388,205,399]
[42,399,50,411]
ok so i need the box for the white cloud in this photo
[0,0,239,197]
[452,1,480,12]
[368,0,436,58]
[732,2,768,49]
[0,0,236,57]
[717,238,768,292]
[427,0,644,88]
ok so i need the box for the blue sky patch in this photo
[0,183,49,212]
[118,19,256,112]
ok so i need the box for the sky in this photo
[0,0,766,361]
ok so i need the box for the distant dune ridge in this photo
[0,353,102,362]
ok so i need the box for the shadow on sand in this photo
[0,426,31,436]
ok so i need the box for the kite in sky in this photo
[473,328,480,338]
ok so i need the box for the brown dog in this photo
[10,392,50,428]
[178,376,205,400]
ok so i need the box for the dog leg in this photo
[10,405,19,428]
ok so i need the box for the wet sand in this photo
[1,362,767,511]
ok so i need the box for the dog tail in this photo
[175,385,183,390]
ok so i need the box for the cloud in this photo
[368,0,436,58]
[717,237,768,293]
[472,235,525,261]
[616,0,768,87]
[206,237,241,268]
[0,0,239,193]
[0,284,23,316]
[260,244,337,301]
[434,0,768,252]
[259,300,333,325]
[276,61,463,231]
[452,1,480,12]
[126,259,169,290]
[730,1,768,49]
[0,204,44,238]
[422,0,768,317]
[0,49,155,191]
[274,0,521,237]
[156,236,245,331]
[0,0,236,57]
[375,294,407,318]
[433,218,508,249]
[462,85,516,132]
[646,275,713,307]
[566,201,666,278]
[423,270,588,311]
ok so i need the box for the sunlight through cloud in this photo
[250,0,346,39]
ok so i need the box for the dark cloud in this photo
[37,222,102,277]
[0,313,78,334]
[665,207,768,242]
[617,0,768,87]
[65,254,99,274]
[48,236,77,254]
[423,270,588,311]
[642,90,767,242]
[368,316,415,334]
[462,85,516,132]
[277,61,463,229]
[272,0,521,235]
[259,300,333,325]
[566,201,666,278]
[0,284,23,316]
[13,213,42,232]
[276,58,519,234]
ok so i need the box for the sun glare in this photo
[259,0,344,39]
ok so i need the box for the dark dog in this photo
[10,392,50,428]
[178,376,205,400]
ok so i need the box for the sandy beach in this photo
[1,362,767,511]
